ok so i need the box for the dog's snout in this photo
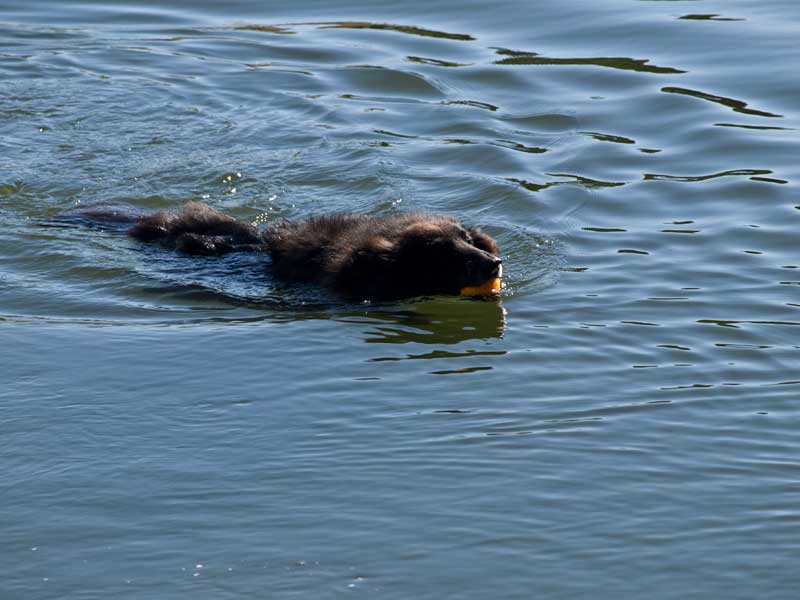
[464,248,503,286]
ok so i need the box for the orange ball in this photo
[460,277,502,297]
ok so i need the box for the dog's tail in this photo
[50,203,146,226]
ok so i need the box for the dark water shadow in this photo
[678,14,744,22]
[661,86,783,118]
[407,56,472,68]
[643,168,773,182]
[286,21,475,41]
[234,25,296,35]
[494,48,685,74]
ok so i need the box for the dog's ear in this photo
[355,236,396,261]
[332,236,397,297]
[332,236,395,277]
[467,227,499,256]
[395,222,447,253]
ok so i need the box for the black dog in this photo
[114,202,500,299]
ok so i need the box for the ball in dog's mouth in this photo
[460,264,502,297]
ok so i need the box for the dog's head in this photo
[395,220,501,294]
[339,217,501,299]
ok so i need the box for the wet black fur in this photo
[126,202,502,299]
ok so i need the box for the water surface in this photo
[2,1,799,598]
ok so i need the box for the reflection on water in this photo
[369,348,506,362]
[356,297,506,345]
[157,291,508,346]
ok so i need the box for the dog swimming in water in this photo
[64,202,503,300]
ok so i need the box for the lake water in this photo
[2,0,799,598]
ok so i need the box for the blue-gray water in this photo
[2,1,799,598]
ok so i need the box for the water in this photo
[2,1,799,598]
